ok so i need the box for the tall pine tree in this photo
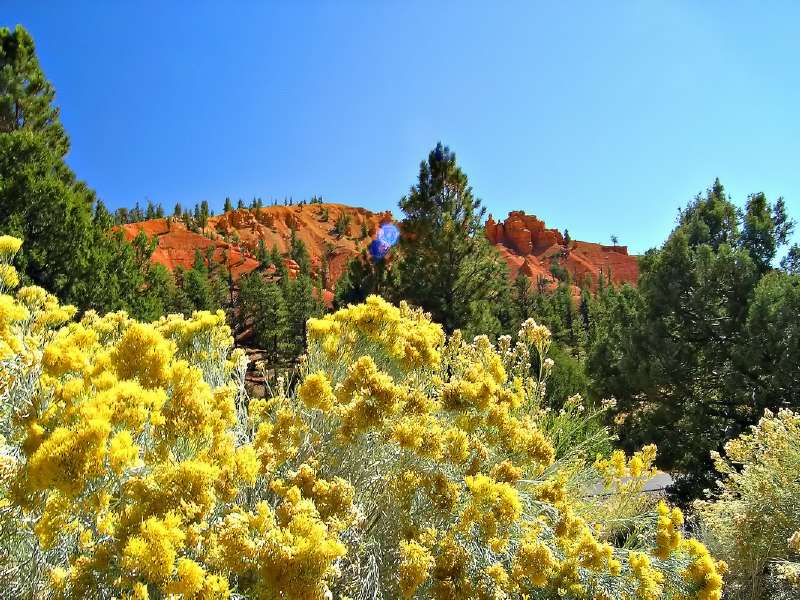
[395,142,508,335]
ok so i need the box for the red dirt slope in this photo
[121,204,393,285]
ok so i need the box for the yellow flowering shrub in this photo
[0,237,725,599]
[695,408,800,599]
[297,296,725,599]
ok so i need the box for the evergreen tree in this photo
[395,142,509,335]
[130,202,143,223]
[0,26,69,158]
[285,274,324,356]
[266,244,284,279]
[333,213,351,238]
[170,266,197,315]
[289,228,312,276]
[334,250,393,308]
[588,180,798,498]
[256,238,270,268]
[741,193,792,274]
[0,26,173,317]
[781,244,800,274]
[184,265,214,310]
[199,200,210,231]
[224,197,233,212]
[237,273,290,362]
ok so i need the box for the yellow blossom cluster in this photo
[307,295,445,371]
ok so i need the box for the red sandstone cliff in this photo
[485,211,638,289]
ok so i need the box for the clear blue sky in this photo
[6,1,800,253]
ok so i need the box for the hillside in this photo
[122,204,639,293]
[121,203,394,286]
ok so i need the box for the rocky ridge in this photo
[122,204,638,296]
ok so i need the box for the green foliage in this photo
[333,212,351,237]
[549,258,571,283]
[256,238,271,268]
[334,250,394,308]
[289,228,312,276]
[284,274,324,355]
[0,129,94,300]
[0,25,68,158]
[237,272,289,361]
[741,193,792,274]
[587,179,798,499]
[395,142,509,336]
[780,243,800,274]
[0,25,178,320]
[545,343,590,409]
[505,273,590,403]
[509,274,585,349]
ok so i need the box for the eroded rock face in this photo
[122,204,637,303]
[485,211,638,291]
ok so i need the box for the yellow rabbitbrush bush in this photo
[695,408,800,599]
[0,236,725,599]
[0,237,344,599]
[295,296,726,599]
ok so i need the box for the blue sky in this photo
[6,1,800,253]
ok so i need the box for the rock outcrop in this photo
[485,211,638,289]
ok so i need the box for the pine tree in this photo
[333,213,351,238]
[289,228,312,276]
[0,26,69,158]
[256,239,271,268]
[238,274,291,362]
[224,197,233,213]
[588,179,798,498]
[781,244,800,274]
[395,142,509,335]
[199,200,210,231]
[0,26,170,316]
[335,250,393,308]
[285,274,324,356]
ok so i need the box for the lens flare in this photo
[369,223,400,260]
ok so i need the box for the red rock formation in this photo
[122,205,637,304]
[485,211,638,291]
